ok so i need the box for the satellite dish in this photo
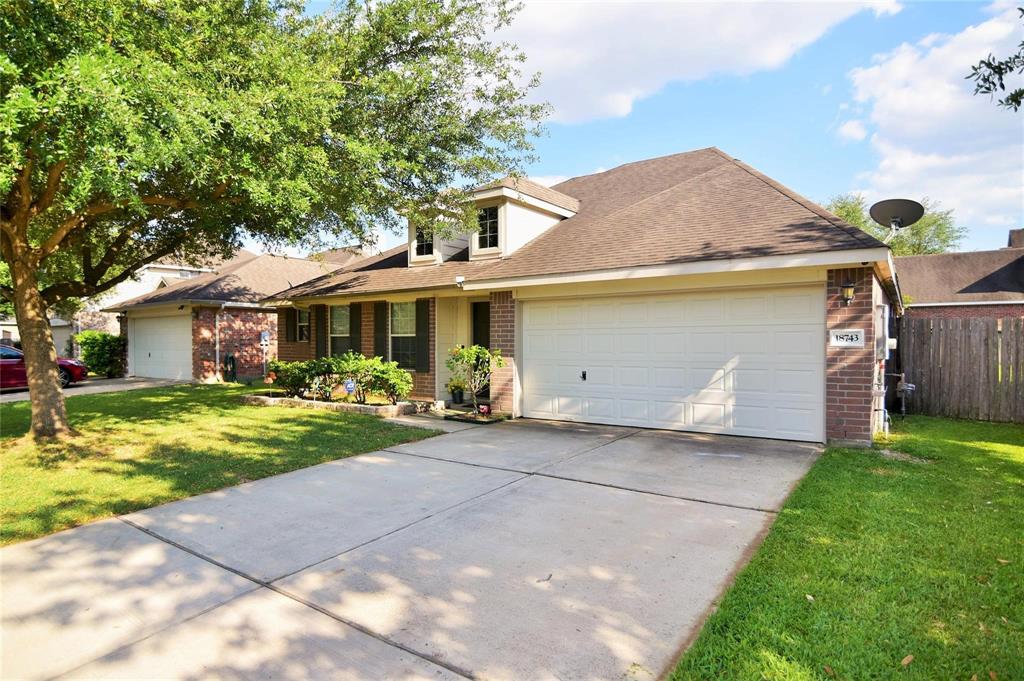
[869,198,924,244]
[870,198,924,231]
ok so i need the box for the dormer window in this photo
[415,227,433,256]
[477,206,499,249]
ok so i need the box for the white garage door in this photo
[521,286,825,442]
[130,315,193,380]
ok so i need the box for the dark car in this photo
[0,345,88,389]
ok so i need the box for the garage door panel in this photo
[131,315,191,380]
[522,286,825,442]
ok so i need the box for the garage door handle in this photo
[580,370,587,381]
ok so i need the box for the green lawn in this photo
[0,384,437,546]
[671,416,1023,681]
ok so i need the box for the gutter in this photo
[907,300,1024,308]
[102,299,268,313]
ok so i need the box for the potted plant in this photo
[446,345,505,416]
[446,377,467,405]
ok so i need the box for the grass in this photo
[670,416,1024,681]
[0,384,437,546]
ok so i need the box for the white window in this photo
[415,227,433,256]
[329,305,351,355]
[296,309,310,341]
[390,302,416,370]
[477,206,499,249]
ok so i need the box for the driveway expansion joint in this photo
[117,518,479,675]
[386,429,781,515]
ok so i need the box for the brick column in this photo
[826,267,876,445]
[489,290,516,415]
[192,307,217,382]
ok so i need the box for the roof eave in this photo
[463,247,894,291]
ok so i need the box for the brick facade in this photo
[825,267,880,445]
[360,301,378,357]
[193,307,277,382]
[904,304,1024,320]
[276,309,315,362]
[489,290,516,414]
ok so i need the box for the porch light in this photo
[841,282,856,306]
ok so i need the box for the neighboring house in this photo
[0,315,74,354]
[105,254,341,381]
[895,229,1024,319]
[78,252,257,335]
[266,147,901,446]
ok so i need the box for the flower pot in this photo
[451,389,464,404]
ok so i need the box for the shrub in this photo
[75,330,127,377]
[266,360,308,398]
[332,351,375,403]
[368,360,414,404]
[304,357,341,401]
[266,353,414,405]
[446,345,504,411]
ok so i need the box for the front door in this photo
[471,302,490,399]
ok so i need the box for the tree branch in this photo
[30,160,67,217]
[41,245,176,305]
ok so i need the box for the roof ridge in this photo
[719,153,884,249]
[552,147,721,188]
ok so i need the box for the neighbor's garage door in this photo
[521,286,825,442]
[130,314,193,380]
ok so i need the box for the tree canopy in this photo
[0,0,547,436]
[826,193,966,256]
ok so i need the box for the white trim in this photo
[463,248,892,290]
[471,187,577,218]
[908,300,1024,308]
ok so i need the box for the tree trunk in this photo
[11,261,71,439]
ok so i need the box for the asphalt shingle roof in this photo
[110,254,340,309]
[269,147,888,300]
[896,248,1024,305]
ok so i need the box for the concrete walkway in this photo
[0,420,819,680]
[0,377,186,403]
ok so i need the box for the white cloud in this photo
[502,1,898,123]
[838,119,868,141]
[847,4,1023,248]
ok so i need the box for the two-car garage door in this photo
[521,286,825,442]
[129,314,193,380]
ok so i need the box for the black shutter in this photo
[373,302,388,359]
[415,298,430,373]
[283,308,296,342]
[349,303,362,356]
[314,304,327,358]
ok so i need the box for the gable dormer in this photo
[406,177,578,267]
[467,178,578,261]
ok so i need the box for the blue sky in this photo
[317,1,1024,255]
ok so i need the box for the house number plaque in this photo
[829,329,865,348]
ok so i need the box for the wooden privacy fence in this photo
[900,317,1023,422]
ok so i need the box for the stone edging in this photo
[240,394,416,417]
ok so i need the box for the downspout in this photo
[214,302,227,382]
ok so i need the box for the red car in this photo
[0,345,88,389]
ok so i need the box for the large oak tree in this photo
[1,0,545,437]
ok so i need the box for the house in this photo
[0,315,75,354]
[895,229,1024,319]
[78,252,256,335]
[105,254,342,381]
[266,147,901,446]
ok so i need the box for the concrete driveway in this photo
[0,376,186,403]
[0,419,819,680]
